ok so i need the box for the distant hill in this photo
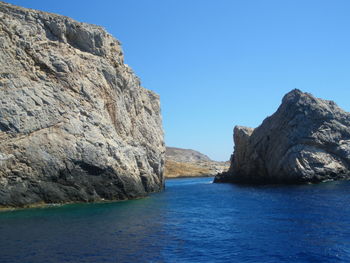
[165,147,229,178]
[165,147,212,163]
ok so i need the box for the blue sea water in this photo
[1,177,350,263]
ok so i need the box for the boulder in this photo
[0,2,164,207]
[215,89,350,184]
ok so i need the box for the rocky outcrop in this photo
[215,89,350,184]
[165,147,229,178]
[0,2,164,207]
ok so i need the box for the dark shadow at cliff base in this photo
[214,171,350,185]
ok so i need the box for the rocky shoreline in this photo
[1,3,348,209]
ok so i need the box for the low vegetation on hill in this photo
[165,147,229,178]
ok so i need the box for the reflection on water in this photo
[1,177,350,262]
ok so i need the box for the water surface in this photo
[1,177,350,262]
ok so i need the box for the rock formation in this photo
[165,147,229,178]
[0,2,165,207]
[215,89,350,184]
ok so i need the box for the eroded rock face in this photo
[0,2,165,207]
[215,89,350,184]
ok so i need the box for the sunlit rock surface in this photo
[0,2,165,207]
[215,89,350,184]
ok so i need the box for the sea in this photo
[1,177,350,263]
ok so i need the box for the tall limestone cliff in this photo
[215,89,350,184]
[0,2,165,207]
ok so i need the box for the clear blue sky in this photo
[6,0,350,161]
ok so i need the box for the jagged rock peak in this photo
[215,89,350,184]
[0,2,165,207]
